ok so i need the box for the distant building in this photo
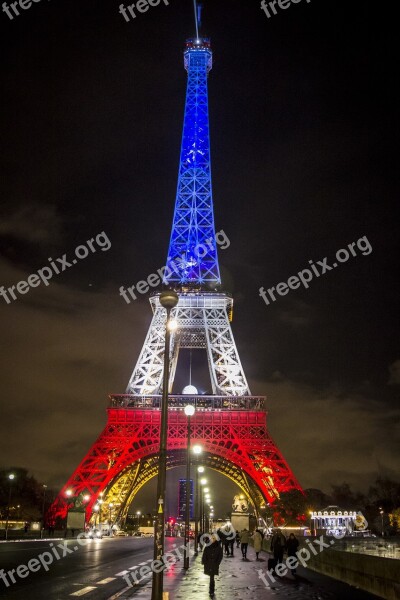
[178,479,194,520]
[311,506,369,537]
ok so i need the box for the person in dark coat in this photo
[270,529,286,564]
[202,534,223,598]
[217,526,230,556]
[286,533,299,575]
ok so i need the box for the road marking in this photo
[115,570,129,576]
[106,586,132,600]
[97,578,116,584]
[129,566,138,570]
[138,562,147,565]
[70,587,97,596]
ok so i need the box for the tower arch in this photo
[97,449,267,525]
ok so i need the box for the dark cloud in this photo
[251,377,400,492]
[0,205,62,244]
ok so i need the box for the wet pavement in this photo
[124,547,380,600]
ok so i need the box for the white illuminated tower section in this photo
[126,38,250,397]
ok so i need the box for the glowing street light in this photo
[167,319,178,332]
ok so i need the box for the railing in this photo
[109,394,265,411]
[331,538,400,559]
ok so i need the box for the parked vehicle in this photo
[84,528,103,539]
[114,529,129,537]
[139,526,154,537]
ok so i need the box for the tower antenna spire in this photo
[193,0,201,39]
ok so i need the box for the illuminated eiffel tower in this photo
[49,28,301,527]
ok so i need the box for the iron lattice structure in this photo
[165,39,220,285]
[49,397,300,524]
[127,292,250,396]
[49,37,302,525]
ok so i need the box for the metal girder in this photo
[126,292,250,396]
[99,450,266,525]
[48,406,302,525]
[165,39,220,285]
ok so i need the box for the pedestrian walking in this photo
[202,534,223,598]
[197,531,204,552]
[228,536,235,557]
[270,529,286,565]
[286,533,299,575]
[252,528,263,560]
[239,528,250,559]
[235,531,240,548]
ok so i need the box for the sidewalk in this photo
[120,547,379,600]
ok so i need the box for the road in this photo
[0,536,382,600]
[0,536,157,599]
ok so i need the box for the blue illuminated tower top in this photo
[164,37,221,287]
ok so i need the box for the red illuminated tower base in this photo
[49,394,301,525]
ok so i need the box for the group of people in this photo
[202,527,301,596]
[201,526,266,597]
[270,530,300,574]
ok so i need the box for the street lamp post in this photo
[109,503,114,531]
[5,474,15,541]
[379,508,384,537]
[193,452,203,555]
[136,510,141,532]
[98,498,103,525]
[83,495,90,530]
[93,504,99,527]
[199,478,207,540]
[203,488,210,533]
[151,290,179,600]
[183,404,195,569]
[205,495,211,532]
[209,506,214,532]
[41,484,48,538]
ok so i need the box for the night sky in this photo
[1,0,398,516]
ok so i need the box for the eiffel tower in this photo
[49,30,301,527]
